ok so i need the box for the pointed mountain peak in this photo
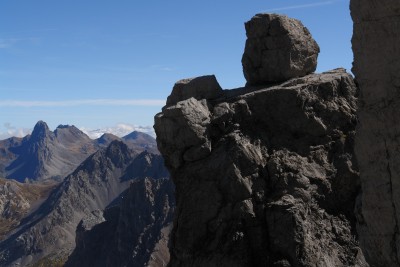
[30,121,51,140]
[33,120,49,132]
[105,140,132,167]
[123,131,140,139]
[96,133,121,146]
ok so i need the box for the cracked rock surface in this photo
[155,68,367,266]
[351,0,400,266]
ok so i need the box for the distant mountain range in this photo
[0,120,174,266]
[0,140,171,266]
[0,120,158,182]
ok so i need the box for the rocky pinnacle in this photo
[155,14,367,266]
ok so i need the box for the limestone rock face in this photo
[242,13,320,85]
[155,68,367,266]
[351,0,400,266]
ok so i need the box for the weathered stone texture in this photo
[155,68,367,267]
[242,13,320,85]
[166,75,223,107]
[351,0,400,266]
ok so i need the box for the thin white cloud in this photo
[0,39,17,49]
[80,123,155,139]
[265,1,338,12]
[161,67,174,72]
[0,123,31,140]
[0,99,165,108]
[3,28,56,35]
[0,37,39,49]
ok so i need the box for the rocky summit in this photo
[155,14,367,267]
[242,13,320,85]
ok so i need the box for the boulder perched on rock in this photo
[242,13,320,85]
[155,68,368,267]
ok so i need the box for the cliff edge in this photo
[155,14,367,267]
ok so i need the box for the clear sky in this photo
[0,0,352,139]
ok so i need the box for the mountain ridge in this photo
[0,121,157,182]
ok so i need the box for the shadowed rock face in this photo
[155,69,366,267]
[242,13,320,85]
[65,177,174,267]
[351,0,400,266]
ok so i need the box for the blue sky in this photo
[0,0,352,139]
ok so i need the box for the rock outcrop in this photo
[351,1,400,266]
[0,178,55,240]
[65,177,174,267]
[155,14,366,267]
[166,75,223,106]
[242,14,320,85]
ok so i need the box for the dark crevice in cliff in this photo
[384,138,400,265]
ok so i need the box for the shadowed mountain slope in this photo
[65,177,174,267]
